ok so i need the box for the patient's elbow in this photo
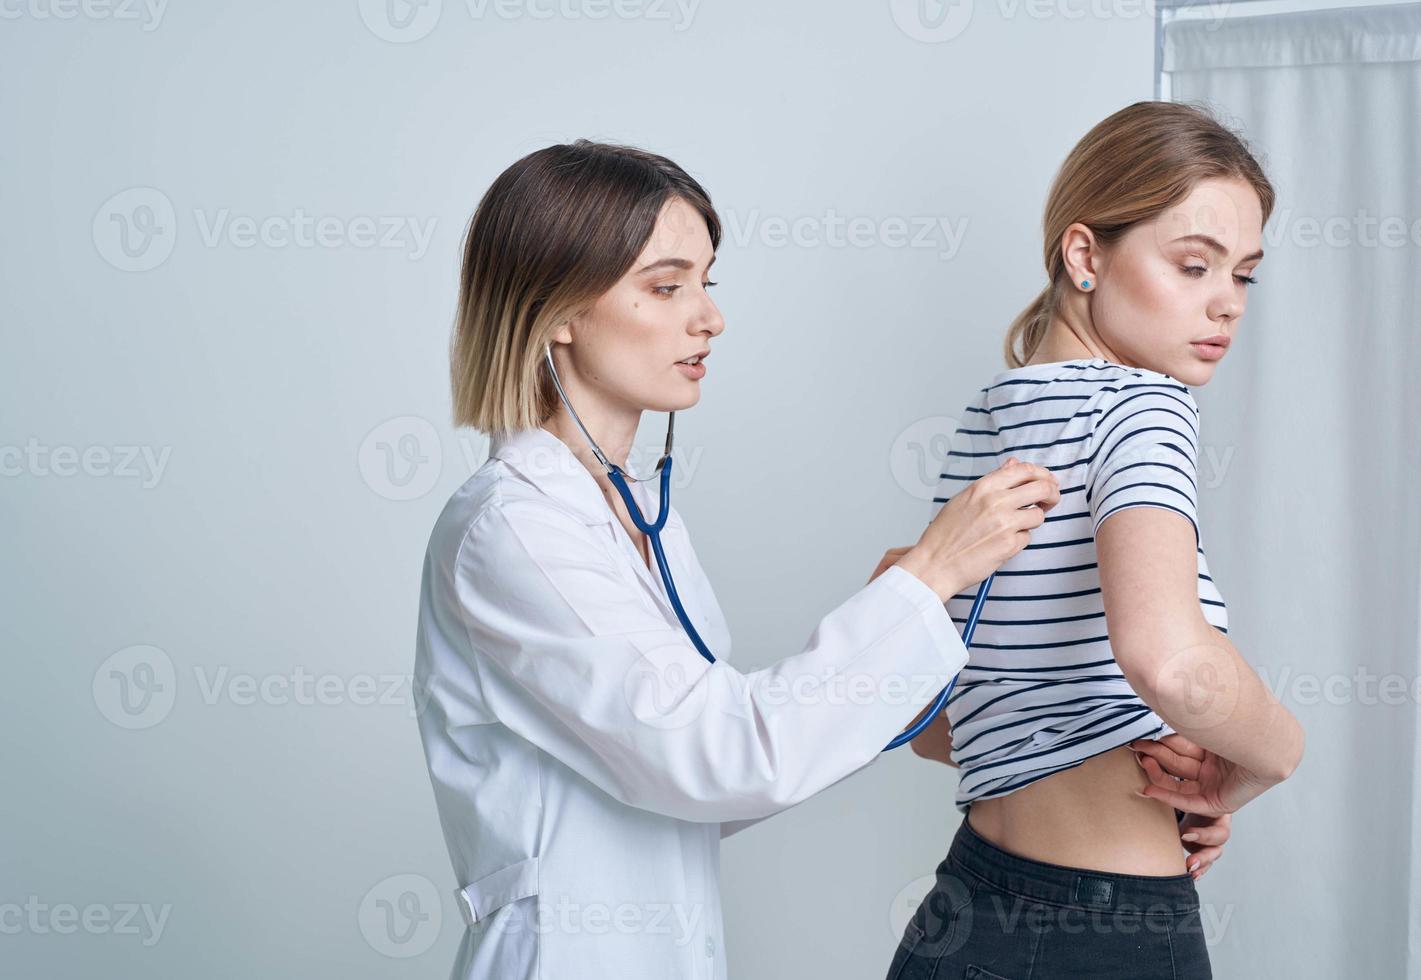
[1266,723,1305,784]
[1117,626,1231,721]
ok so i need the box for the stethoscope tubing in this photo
[545,345,985,751]
[604,458,717,664]
[607,454,990,753]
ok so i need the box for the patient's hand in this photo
[1130,733,1232,879]
[1176,811,1231,880]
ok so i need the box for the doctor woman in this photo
[413,139,1061,980]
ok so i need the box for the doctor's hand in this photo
[897,457,1060,603]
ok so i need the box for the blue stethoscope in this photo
[544,347,994,751]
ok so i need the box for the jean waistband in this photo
[947,813,1199,915]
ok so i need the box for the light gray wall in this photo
[0,2,1353,978]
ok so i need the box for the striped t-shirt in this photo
[932,358,1228,813]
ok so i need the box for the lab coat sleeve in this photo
[452,499,968,824]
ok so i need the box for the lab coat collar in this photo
[489,425,659,528]
[489,426,685,622]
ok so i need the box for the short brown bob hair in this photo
[451,140,722,434]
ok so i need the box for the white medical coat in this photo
[413,425,968,979]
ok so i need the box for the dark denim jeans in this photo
[885,815,1211,980]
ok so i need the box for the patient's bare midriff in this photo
[965,745,1188,876]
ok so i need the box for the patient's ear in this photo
[1059,222,1102,291]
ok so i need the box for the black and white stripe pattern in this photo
[933,358,1228,812]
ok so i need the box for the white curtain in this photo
[1163,5,1421,978]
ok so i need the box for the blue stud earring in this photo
[1081,279,1091,288]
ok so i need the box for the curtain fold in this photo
[1163,5,1421,979]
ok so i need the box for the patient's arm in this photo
[1098,507,1304,805]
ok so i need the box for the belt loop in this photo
[454,856,540,928]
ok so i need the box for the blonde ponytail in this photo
[1003,283,1055,369]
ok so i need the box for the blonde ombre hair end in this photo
[1005,101,1276,368]
[451,140,721,434]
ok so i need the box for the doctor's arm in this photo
[866,544,959,769]
[446,499,969,826]
[445,461,1055,827]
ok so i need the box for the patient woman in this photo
[883,102,1305,980]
